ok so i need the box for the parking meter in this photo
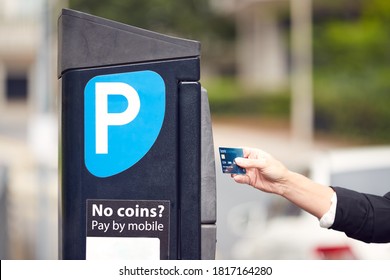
[58,9,216,260]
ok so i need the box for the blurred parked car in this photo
[230,146,390,259]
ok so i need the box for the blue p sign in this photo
[84,71,166,177]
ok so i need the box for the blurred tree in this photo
[313,0,390,142]
[314,0,390,71]
[70,0,231,38]
[362,0,390,23]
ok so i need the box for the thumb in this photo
[235,157,267,169]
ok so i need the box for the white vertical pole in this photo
[290,0,313,144]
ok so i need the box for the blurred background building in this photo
[0,0,65,259]
[211,0,289,92]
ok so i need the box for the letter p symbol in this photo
[95,82,140,154]
[85,70,165,178]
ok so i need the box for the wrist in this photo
[277,171,334,219]
[277,170,299,197]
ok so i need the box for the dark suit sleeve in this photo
[330,186,390,243]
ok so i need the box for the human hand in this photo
[232,148,290,195]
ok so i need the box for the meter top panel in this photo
[58,8,201,78]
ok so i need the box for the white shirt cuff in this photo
[319,192,337,228]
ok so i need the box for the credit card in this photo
[219,147,246,174]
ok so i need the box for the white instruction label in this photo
[86,199,170,260]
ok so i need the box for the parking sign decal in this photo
[84,70,165,177]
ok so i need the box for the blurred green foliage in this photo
[69,0,235,73]
[69,0,234,39]
[203,78,290,118]
[313,0,390,143]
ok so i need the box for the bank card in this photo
[219,147,246,174]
